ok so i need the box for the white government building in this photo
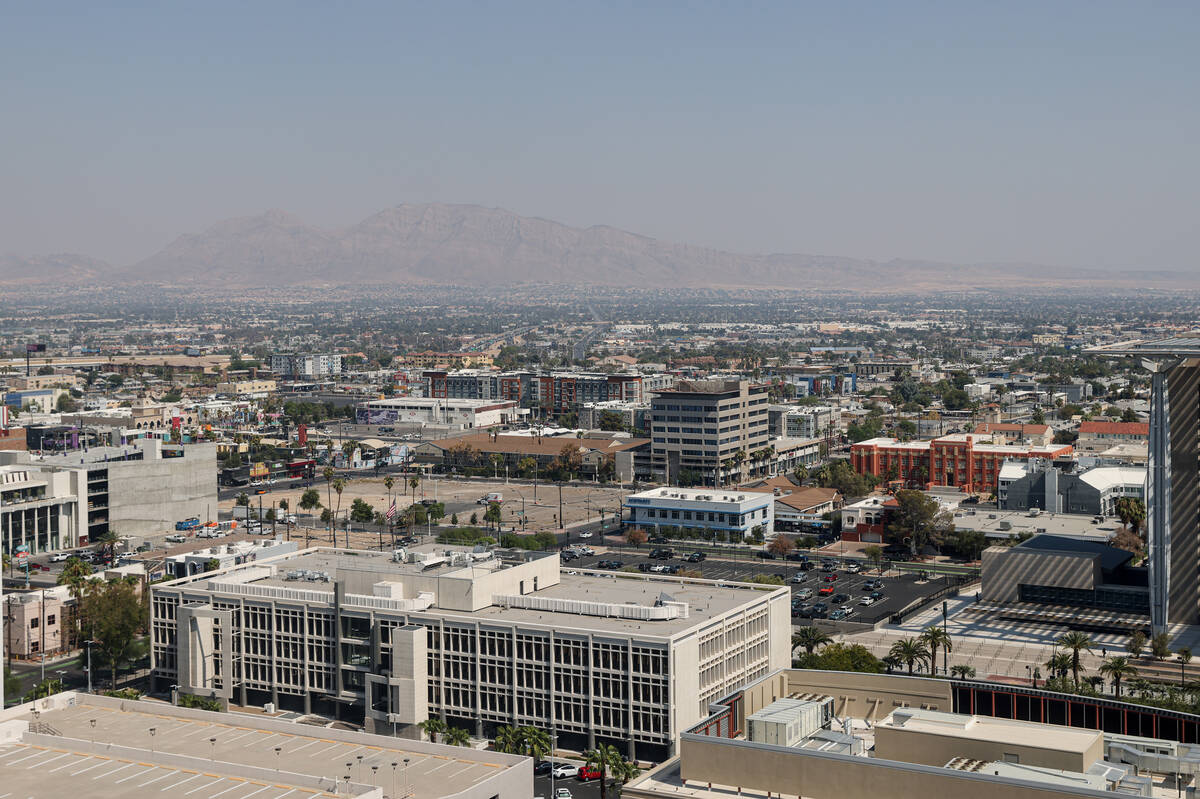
[150,544,790,760]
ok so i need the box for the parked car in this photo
[810,602,829,618]
[859,595,879,606]
[798,561,816,571]
[686,552,706,562]
[829,608,853,621]
[869,590,885,601]
[648,535,669,544]
[822,573,839,582]
[831,593,849,605]
[578,531,594,539]
[578,766,602,781]
[48,552,72,563]
[637,562,654,572]
[792,605,814,618]
[794,587,814,600]
[789,573,807,584]
[649,548,674,560]
[552,764,579,779]
[165,534,187,544]
[755,550,777,560]
[560,551,578,562]
[844,562,862,574]
[862,579,882,591]
[785,551,808,562]
[555,789,574,799]
[818,586,834,595]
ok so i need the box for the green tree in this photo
[483,501,503,530]
[1151,631,1173,661]
[418,718,447,743]
[888,490,954,556]
[520,726,552,763]
[332,478,346,543]
[921,626,953,675]
[950,664,976,679]
[1127,630,1147,659]
[1045,651,1072,680]
[793,626,832,655]
[863,544,884,573]
[79,578,146,690]
[767,534,795,557]
[1115,497,1146,535]
[584,743,625,799]
[1121,408,1140,423]
[408,474,421,502]
[350,498,375,526]
[888,637,930,675]
[1099,656,1137,697]
[494,725,523,754]
[445,727,471,747]
[1180,647,1193,686]
[4,667,21,701]
[91,527,120,562]
[235,492,250,507]
[793,643,884,673]
[1057,630,1094,687]
[1031,406,1046,425]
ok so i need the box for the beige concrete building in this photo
[3,585,69,659]
[151,545,791,760]
[215,378,277,396]
[622,669,1166,799]
[0,691,530,799]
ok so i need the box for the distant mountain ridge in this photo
[1,203,1189,289]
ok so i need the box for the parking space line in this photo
[7,750,51,766]
[96,762,139,779]
[240,783,275,799]
[139,769,180,787]
[71,760,110,776]
[185,777,225,794]
[116,766,155,784]
[32,751,74,769]
[48,754,88,772]
[164,773,204,791]
[226,729,260,744]
[207,779,249,798]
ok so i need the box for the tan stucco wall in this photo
[678,737,1109,799]
[783,670,954,721]
[873,723,1103,772]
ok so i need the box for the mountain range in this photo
[0,204,1187,290]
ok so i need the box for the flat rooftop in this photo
[951,507,1120,542]
[878,707,1101,752]
[167,546,782,639]
[1,693,526,799]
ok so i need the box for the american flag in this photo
[385,499,397,521]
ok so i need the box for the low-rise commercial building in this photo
[1077,420,1150,453]
[625,669,1180,799]
[414,431,648,481]
[355,397,519,429]
[150,545,791,760]
[215,378,277,396]
[998,460,1145,516]
[624,486,775,539]
[402,350,495,369]
[271,352,342,379]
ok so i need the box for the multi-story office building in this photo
[850,433,1074,494]
[401,351,494,369]
[768,404,836,439]
[271,352,342,379]
[355,397,519,429]
[623,486,775,540]
[423,370,644,414]
[0,438,217,553]
[150,545,790,760]
[650,380,770,486]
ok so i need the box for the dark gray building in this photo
[980,534,1148,615]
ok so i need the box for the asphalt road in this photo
[534,769,607,799]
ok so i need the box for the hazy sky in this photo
[2,1,1197,269]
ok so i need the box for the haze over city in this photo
[2,1,1198,274]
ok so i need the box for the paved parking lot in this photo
[534,770,605,799]
[567,550,952,631]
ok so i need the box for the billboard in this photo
[26,343,45,353]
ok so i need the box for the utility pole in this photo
[558,483,564,540]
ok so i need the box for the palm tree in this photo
[584,743,624,799]
[332,478,346,545]
[409,474,421,503]
[521,726,552,765]
[888,638,930,675]
[418,718,447,743]
[609,756,641,789]
[1045,651,1073,681]
[921,626,953,676]
[950,664,976,679]
[1099,656,1137,697]
[92,528,120,562]
[1056,631,1094,687]
[793,626,833,655]
[322,466,335,536]
[445,727,472,747]
[494,725,523,755]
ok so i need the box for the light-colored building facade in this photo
[150,545,791,760]
[271,353,342,379]
[624,486,775,539]
[356,397,519,429]
[1076,420,1149,453]
[0,439,217,551]
[215,378,277,396]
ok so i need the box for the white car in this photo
[578,531,594,539]
[165,534,187,543]
[49,552,72,563]
[845,562,862,574]
[552,765,578,779]
[555,790,573,799]
[859,595,878,606]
